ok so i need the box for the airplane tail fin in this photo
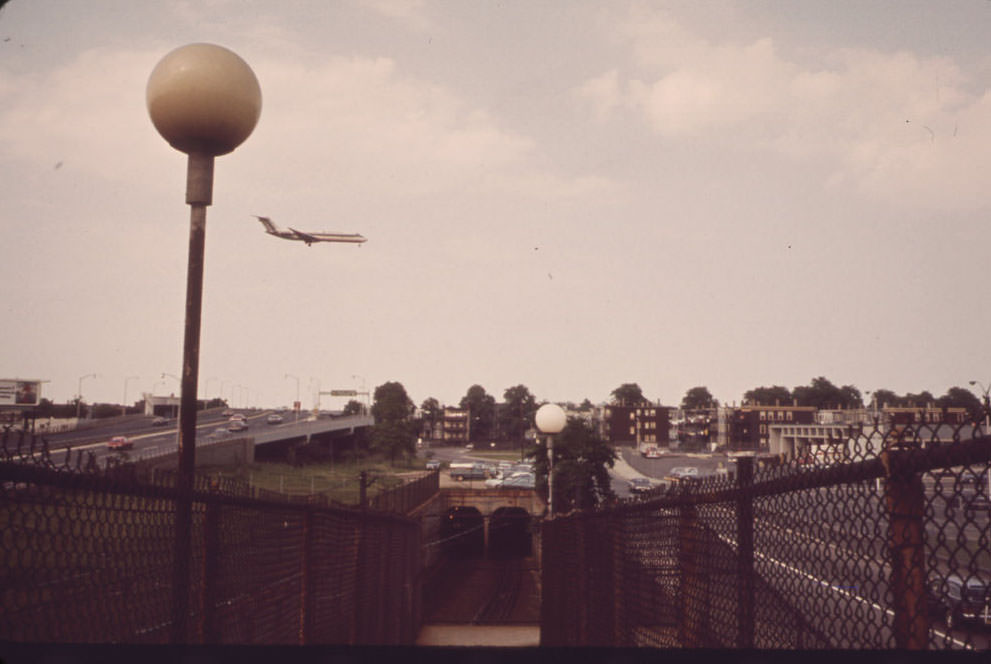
[254,216,279,234]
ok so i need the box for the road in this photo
[20,408,351,469]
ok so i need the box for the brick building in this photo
[602,403,670,447]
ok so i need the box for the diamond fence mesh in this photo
[0,428,422,645]
[542,416,991,650]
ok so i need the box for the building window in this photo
[786,412,793,421]
[629,426,635,436]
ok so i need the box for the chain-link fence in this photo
[0,429,422,645]
[542,417,991,650]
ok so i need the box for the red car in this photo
[107,436,132,451]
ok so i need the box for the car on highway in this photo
[628,477,654,494]
[151,416,169,426]
[107,436,132,451]
[266,413,284,425]
[425,459,441,470]
[222,409,235,416]
[227,419,249,432]
[928,573,991,629]
[641,446,662,458]
[464,443,474,451]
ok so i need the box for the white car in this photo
[670,466,699,479]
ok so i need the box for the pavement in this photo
[416,625,540,647]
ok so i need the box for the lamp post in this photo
[76,373,96,418]
[969,380,990,433]
[285,374,300,422]
[147,42,261,644]
[535,403,567,518]
[122,375,139,416]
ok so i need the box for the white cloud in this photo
[575,9,991,212]
[353,0,433,31]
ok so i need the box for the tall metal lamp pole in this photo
[147,43,261,643]
[535,403,567,517]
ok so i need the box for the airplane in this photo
[253,216,367,246]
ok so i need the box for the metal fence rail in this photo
[0,429,421,645]
[542,418,991,650]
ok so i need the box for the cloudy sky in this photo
[2,0,991,411]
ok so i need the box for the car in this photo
[487,471,531,488]
[948,493,991,518]
[425,459,441,470]
[228,420,248,432]
[464,443,474,451]
[928,574,991,629]
[229,413,246,422]
[500,473,536,489]
[266,413,283,425]
[670,467,699,479]
[151,416,169,426]
[107,436,132,451]
[628,477,654,494]
[449,463,487,481]
[221,409,234,416]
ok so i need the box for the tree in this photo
[681,386,717,410]
[743,385,791,406]
[530,418,616,512]
[459,384,495,442]
[419,397,442,438]
[791,377,861,410]
[870,389,901,409]
[937,387,985,422]
[342,399,364,416]
[370,381,416,465]
[499,385,536,442]
[611,383,645,406]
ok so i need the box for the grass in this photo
[202,455,426,504]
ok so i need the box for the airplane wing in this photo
[288,228,322,244]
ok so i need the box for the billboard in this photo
[0,379,42,407]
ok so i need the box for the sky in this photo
[2,0,991,412]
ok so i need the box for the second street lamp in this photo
[535,403,567,518]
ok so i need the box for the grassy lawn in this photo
[201,456,425,504]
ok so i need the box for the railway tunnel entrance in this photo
[420,490,543,628]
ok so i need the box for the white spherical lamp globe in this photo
[147,43,262,156]
[535,403,567,434]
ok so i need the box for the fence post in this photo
[200,497,221,643]
[881,443,928,649]
[299,509,315,645]
[735,456,754,648]
[677,501,703,647]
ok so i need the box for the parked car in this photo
[948,493,991,519]
[628,477,654,494]
[425,459,441,470]
[449,462,487,481]
[107,436,132,451]
[928,574,991,629]
[500,473,535,489]
[266,413,283,425]
[670,467,699,479]
[487,471,531,489]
